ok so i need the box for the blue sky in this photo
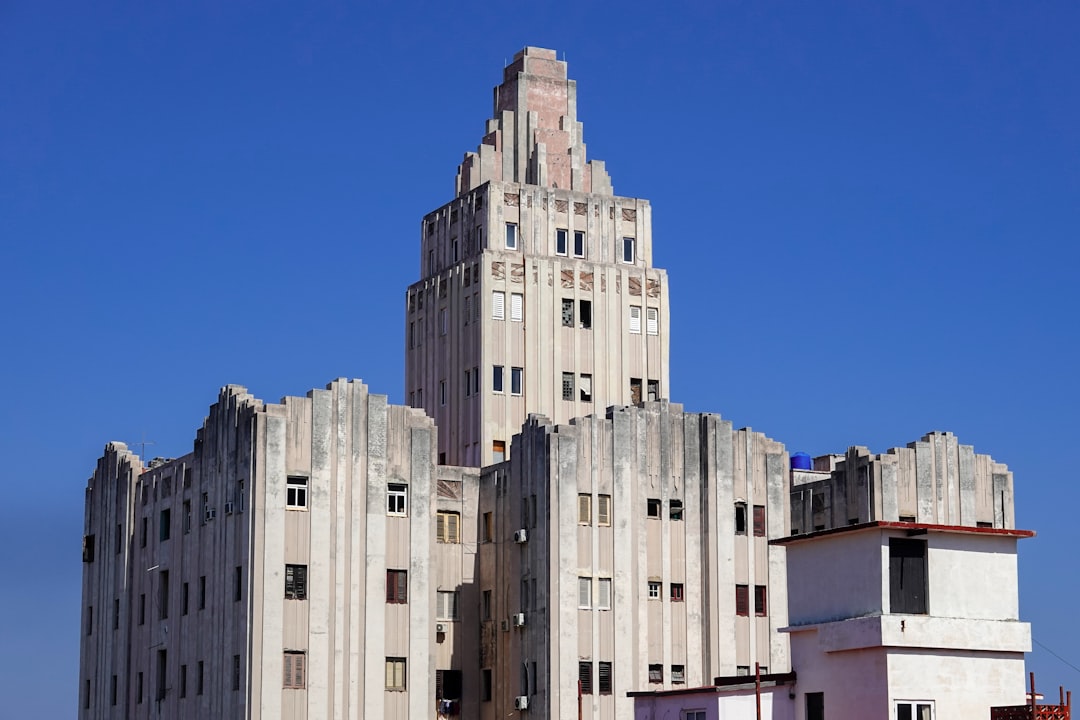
[3,2,1078,714]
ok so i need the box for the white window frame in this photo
[895,701,935,720]
[286,477,308,509]
[510,293,523,322]
[556,228,568,255]
[597,578,611,610]
[573,230,586,257]
[437,590,459,620]
[505,223,518,250]
[683,711,706,720]
[622,237,635,263]
[511,367,523,396]
[387,483,408,516]
[646,307,658,335]
[648,581,660,599]
[492,291,505,320]
[578,577,592,609]
[493,365,504,393]
[439,308,448,335]
[629,305,642,334]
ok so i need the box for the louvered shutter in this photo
[511,293,523,321]
[646,307,658,335]
[629,306,641,334]
[492,291,505,320]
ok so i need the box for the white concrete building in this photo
[405,46,670,468]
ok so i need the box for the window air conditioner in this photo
[205,508,217,522]
[435,623,447,633]
[513,529,528,543]
[513,612,526,627]
[514,696,529,710]
[224,501,235,515]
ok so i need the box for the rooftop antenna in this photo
[131,432,155,463]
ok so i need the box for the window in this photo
[630,377,642,404]
[493,291,505,320]
[436,669,463,700]
[83,534,95,563]
[482,590,492,620]
[86,605,93,635]
[233,654,241,691]
[597,578,611,609]
[283,652,306,689]
[646,307,658,335]
[511,367,523,396]
[671,665,685,684]
[648,664,663,683]
[578,577,592,608]
[896,701,934,720]
[463,369,472,397]
[753,505,766,536]
[671,583,685,602]
[806,692,825,720]
[439,307,448,335]
[736,584,749,616]
[83,678,90,709]
[647,379,659,401]
[182,583,188,615]
[562,298,574,327]
[483,512,493,542]
[111,674,118,705]
[199,576,206,610]
[622,237,635,263]
[437,590,459,620]
[388,483,408,516]
[647,498,661,518]
[197,661,204,695]
[140,517,148,547]
[505,223,518,249]
[579,299,592,329]
[890,538,928,614]
[493,365,504,393]
[287,477,308,509]
[116,524,121,554]
[684,712,706,720]
[114,597,120,628]
[578,494,591,524]
[574,230,586,257]
[556,228,568,255]
[492,441,506,464]
[562,372,575,401]
[598,661,612,694]
[597,494,611,526]
[510,293,523,322]
[437,511,461,543]
[735,502,747,534]
[629,305,642,334]
[234,566,243,602]
[648,581,661,599]
[159,570,169,619]
[579,662,593,694]
[386,570,408,604]
[755,585,767,616]
[285,564,308,600]
[139,593,146,625]
[439,380,446,405]
[157,650,168,701]
[737,666,750,676]
[670,499,683,521]
[482,669,493,701]
[137,671,144,703]
[386,658,407,691]
[574,373,591,402]
[183,500,191,534]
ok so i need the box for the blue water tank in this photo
[791,452,812,470]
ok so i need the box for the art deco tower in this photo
[405,47,671,467]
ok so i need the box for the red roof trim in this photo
[627,672,797,698]
[770,521,1035,546]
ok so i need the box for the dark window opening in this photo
[386,569,408,604]
[482,669,492,701]
[889,538,928,614]
[82,534,95,563]
[578,661,593,694]
[647,498,661,518]
[753,505,766,536]
[735,503,747,534]
[436,669,462,700]
[807,692,825,720]
[580,300,592,329]
[755,585,767,616]
[670,499,683,521]
[598,661,612,694]
[735,584,749,617]
[285,564,308,600]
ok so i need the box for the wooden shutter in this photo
[597,495,610,526]
[578,662,592,694]
[598,662,611,694]
[437,513,445,542]
[735,584,749,616]
[753,505,766,536]
[578,494,591,524]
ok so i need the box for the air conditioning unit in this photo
[513,529,528,543]
[513,612,526,627]
[224,501,235,515]
[435,623,447,633]
[205,508,217,522]
[514,696,529,710]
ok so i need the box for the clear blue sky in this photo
[3,2,1078,714]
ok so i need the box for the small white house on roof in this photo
[630,671,797,720]
[775,521,1034,720]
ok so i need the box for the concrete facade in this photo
[789,431,1015,534]
[79,380,479,720]
[405,46,670,468]
[477,404,791,720]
